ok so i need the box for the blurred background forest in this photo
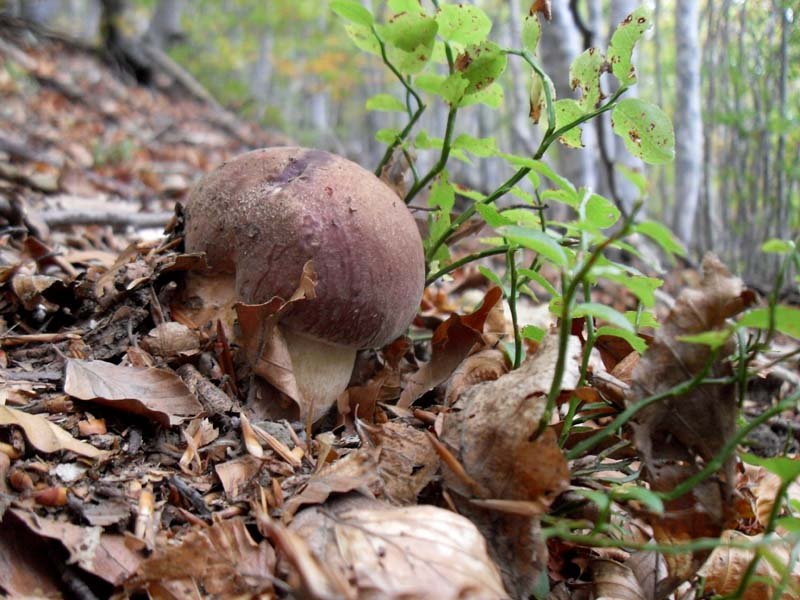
[3,0,798,289]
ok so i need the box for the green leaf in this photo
[456,41,507,96]
[382,10,437,52]
[501,209,542,229]
[616,163,648,195]
[388,0,420,11]
[612,485,664,514]
[521,14,541,53]
[478,265,505,289]
[375,128,401,144]
[634,220,686,256]
[738,306,800,339]
[776,517,800,535]
[365,93,406,112]
[611,98,674,164]
[436,3,491,45]
[678,329,734,349]
[583,193,621,229]
[522,325,546,343]
[595,326,647,354]
[330,0,373,27]
[476,204,512,228]
[574,303,634,332]
[608,6,652,85]
[594,269,662,307]
[626,310,660,329]
[761,239,795,254]
[414,129,443,150]
[528,71,555,124]
[428,172,455,212]
[457,81,504,108]
[452,134,498,157]
[380,10,438,74]
[497,226,567,267]
[553,99,585,148]
[570,47,605,111]
[345,24,380,55]
[743,453,800,484]
[528,161,577,195]
[416,72,470,105]
[519,268,560,297]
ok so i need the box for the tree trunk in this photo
[146,0,185,49]
[672,0,703,248]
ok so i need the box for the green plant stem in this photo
[372,25,426,176]
[565,350,721,460]
[424,245,509,286]
[507,245,522,368]
[505,49,555,139]
[537,214,636,437]
[404,106,458,203]
[661,391,800,502]
[726,476,793,599]
[424,85,628,263]
[559,284,597,447]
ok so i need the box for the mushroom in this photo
[183,147,425,422]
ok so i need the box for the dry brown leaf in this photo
[0,510,63,598]
[235,261,321,421]
[399,286,503,408]
[128,517,276,598]
[699,530,800,599]
[288,495,507,599]
[626,254,755,590]
[10,507,141,586]
[140,321,201,359]
[0,405,104,458]
[64,358,203,427]
[592,558,647,600]
[215,455,262,498]
[440,332,579,597]
[444,347,510,405]
[282,448,380,521]
[373,420,440,505]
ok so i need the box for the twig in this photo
[39,210,174,229]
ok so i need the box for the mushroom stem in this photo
[282,327,357,423]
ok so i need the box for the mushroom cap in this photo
[183,147,425,349]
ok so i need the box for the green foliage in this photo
[611,98,675,164]
[608,6,652,85]
[435,4,491,45]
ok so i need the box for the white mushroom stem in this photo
[282,327,357,423]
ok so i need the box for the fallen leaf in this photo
[399,286,503,407]
[289,495,508,599]
[373,421,440,505]
[592,558,647,600]
[127,517,276,598]
[282,448,380,521]
[0,511,63,598]
[444,347,510,405]
[64,359,203,427]
[699,530,800,599]
[215,455,263,499]
[0,405,103,458]
[440,332,579,597]
[140,321,201,359]
[11,508,141,585]
[626,254,755,591]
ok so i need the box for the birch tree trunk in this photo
[146,0,185,48]
[672,0,703,248]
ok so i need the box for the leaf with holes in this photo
[436,3,491,45]
[611,98,674,164]
[570,47,605,110]
[608,6,652,85]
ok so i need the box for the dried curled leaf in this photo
[699,530,800,599]
[626,254,755,591]
[0,405,103,458]
[592,558,646,600]
[444,347,510,405]
[64,359,203,427]
[400,286,503,407]
[287,495,507,599]
[128,517,276,598]
[440,332,579,597]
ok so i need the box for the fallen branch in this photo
[39,210,174,229]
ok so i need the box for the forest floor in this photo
[1,17,799,600]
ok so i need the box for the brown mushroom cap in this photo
[183,147,425,349]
